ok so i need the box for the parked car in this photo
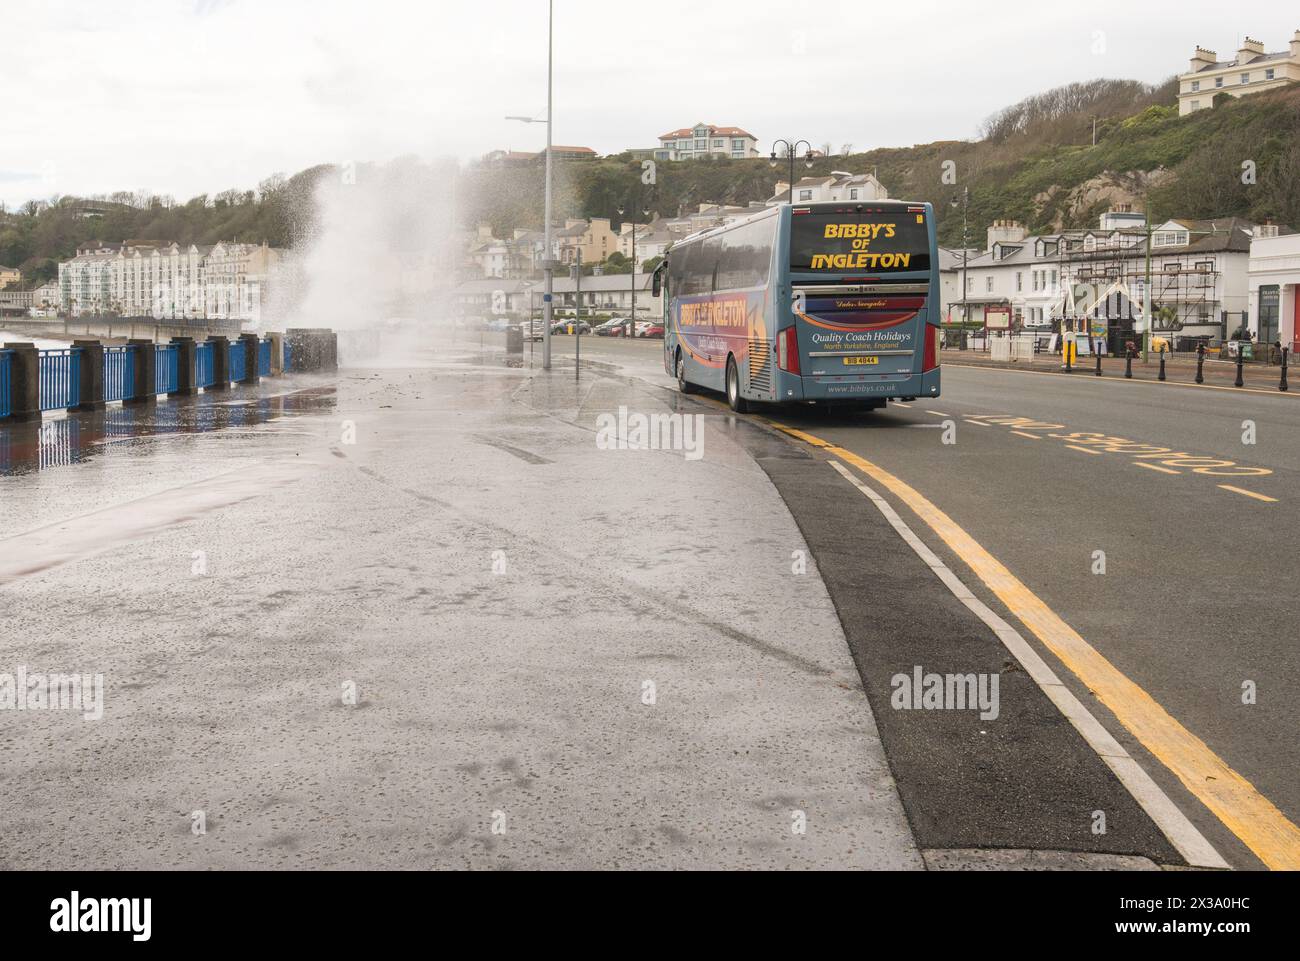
[519,319,544,342]
[640,324,665,339]
[594,317,630,336]
[550,320,591,335]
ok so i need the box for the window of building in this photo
[1190,100,1201,111]
[712,140,724,148]
[1265,68,1275,80]
[985,277,994,293]
[798,190,812,201]
[849,189,859,200]
[1215,76,1224,87]
[695,140,706,150]
[1191,80,1200,91]
[1241,72,1250,84]
[1258,285,1280,341]
[1016,272,1023,291]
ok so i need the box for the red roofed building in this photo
[655,123,760,161]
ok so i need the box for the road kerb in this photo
[771,422,1300,871]
[823,458,1229,870]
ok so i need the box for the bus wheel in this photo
[676,350,698,395]
[726,356,750,413]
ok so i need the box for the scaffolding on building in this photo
[1047,222,1238,352]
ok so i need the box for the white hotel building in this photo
[1178,32,1300,115]
[943,210,1269,346]
[654,124,761,162]
[1247,229,1300,353]
[58,241,283,323]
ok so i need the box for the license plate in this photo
[842,356,879,366]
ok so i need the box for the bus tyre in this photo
[726,356,750,413]
[676,351,698,395]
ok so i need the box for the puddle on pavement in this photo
[0,384,337,475]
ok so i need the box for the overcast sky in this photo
[1,0,1294,208]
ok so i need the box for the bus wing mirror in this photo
[651,266,662,298]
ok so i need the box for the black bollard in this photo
[1235,350,1245,388]
[1195,343,1205,384]
[1095,349,1102,376]
[1064,342,1072,374]
[1158,349,1166,381]
[1281,347,1289,393]
[1125,347,1133,379]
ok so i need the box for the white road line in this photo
[826,459,1228,870]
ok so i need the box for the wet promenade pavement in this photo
[0,343,917,869]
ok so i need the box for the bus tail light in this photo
[777,326,801,374]
[923,323,940,372]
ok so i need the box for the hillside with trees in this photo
[475,76,1299,246]
[3,78,1298,288]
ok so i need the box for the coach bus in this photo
[653,199,941,412]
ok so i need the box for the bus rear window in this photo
[790,210,930,273]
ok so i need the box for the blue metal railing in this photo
[0,350,12,419]
[258,339,272,377]
[194,342,215,389]
[156,344,180,395]
[39,349,82,412]
[104,346,136,403]
[228,341,247,383]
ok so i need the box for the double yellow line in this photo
[769,420,1300,871]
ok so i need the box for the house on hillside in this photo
[655,124,760,161]
[1178,31,1300,115]
[554,218,619,267]
[766,172,889,205]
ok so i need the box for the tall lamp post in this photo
[949,187,970,328]
[1142,198,1154,364]
[505,0,555,369]
[617,196,650,338]
[769,140,815,203]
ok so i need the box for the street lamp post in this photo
[617,196,650,339]
[1143,200,1154,364]
[505,0,555,370]
[949,187,971,331]
[769,140,815,203]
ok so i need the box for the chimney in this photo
[1190,46,1216,72]
[986,219,1027,253]
[1237,37,1265,64]
[1291,30,1300,58]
